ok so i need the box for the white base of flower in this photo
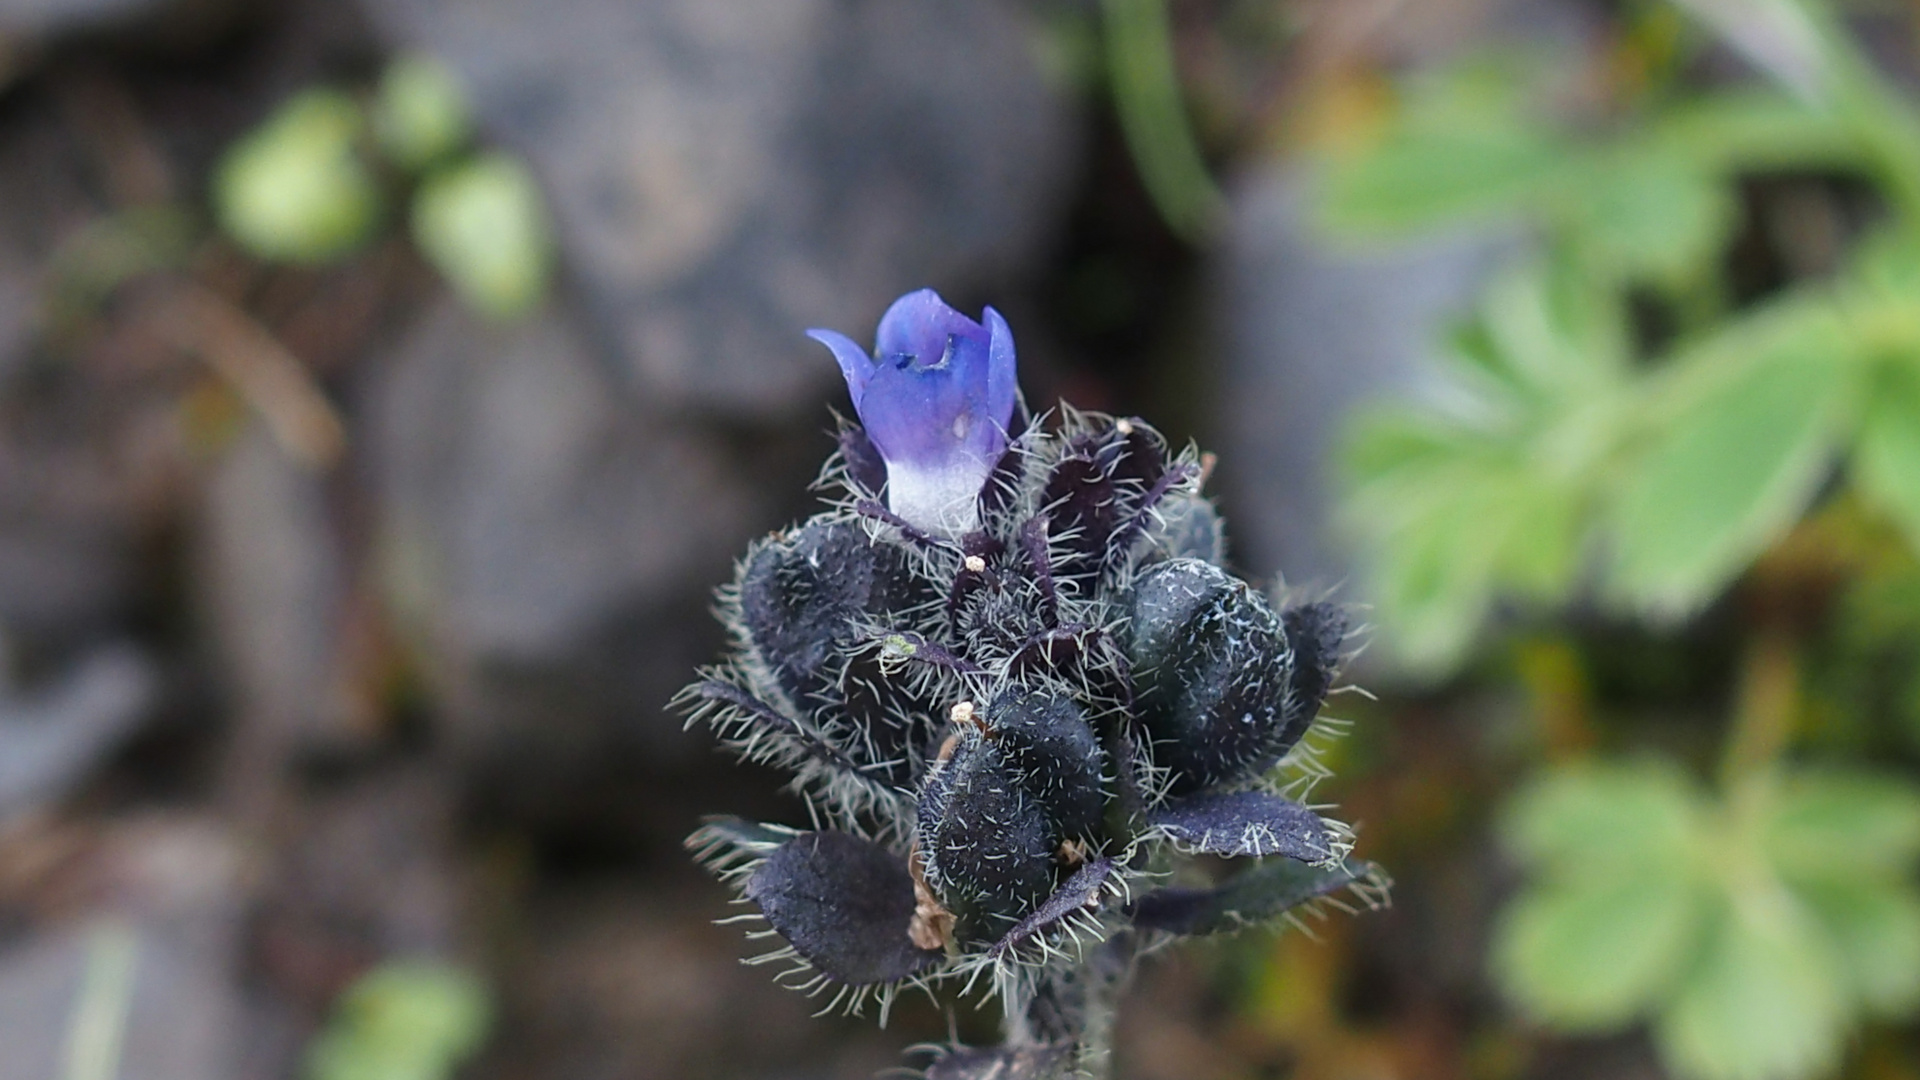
[886,460,990,536]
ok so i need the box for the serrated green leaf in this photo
[1654,898,1850,1080]
[1763,771,1920,883]
[1494,871,1709,1030]
[1351,442,1584,674]
[1317,54,1567,237]
[1559,144,1735,283]
[1650,91,1859,174]
[1503,760,1706,874]
[374,55,472,172]
[1853,358,1920,554]
[1608,316,1856,616]
[215,89,382,264]
[1342,409,1475,486]
[1319,127,1563,236]
[1484,262,1632,390]
[1797,879,1920,1017]
[412,154,553,319]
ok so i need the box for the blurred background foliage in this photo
[4,0,1920,1079]
[1307,1,1920,1078]
[214,54,552,318]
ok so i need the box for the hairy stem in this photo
[1005,931,1139,1079]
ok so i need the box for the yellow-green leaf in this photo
[1854,357,1920,556]
[1503,760,1706,875]
[1655,898,1850,1080]
[1494,871,1709,1030]
[374,55,472,172]
[1763,770,1920,884]
[215,89,382,264]
[1608,323,1855,617]
[1797,879,1920,1018]
[411,154,553,320]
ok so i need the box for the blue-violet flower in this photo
[809,288,1016,535]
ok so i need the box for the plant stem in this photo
[62,922,138,1080]
[1007,932,1138,1079]
[1101,0,1223,242]
[1719,623,1799,788]
[1797,0,1920,226]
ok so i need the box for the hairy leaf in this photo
[1129,859,1379,936]
[744,831,941,986]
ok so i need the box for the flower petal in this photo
[983,305,1017,433]
[744,830,942,986]
[807,328,876,408]
[873,287,987,364]
[1148,791,1333,861]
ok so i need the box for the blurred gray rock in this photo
[366,299,791,799]
[0,0,237,50]
[1212,166,1510,587]
[199,422,351,779]
[0,256,32,384]
[362,0,1078,418]
[0,643,156,820]
[0,0,154,36]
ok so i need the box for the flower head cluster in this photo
[682,290,1384,1076]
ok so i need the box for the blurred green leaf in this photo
[411,154,553,319]
[1762,770,1920,883]
[1853,227,1920,301]
[374,55,472,172]
[1319,126,1562,236]
[306,961,489,1080]
[1503,760,1706,875]
[215,89,382,263]
[1797,879,1920,1017]
[1344,421,1585,673]
[1101,0,1223,240]
[1494,870,1709,1030]
[1332,134,1552,235]
[1654,898,1849,1080]
[1467,263,1632,402]
[1853,358,1920,554]
[1608,304,1859,616]
[1558,144,1736,283]
[1317,55,1567,236]
[1342,263,1632,672]
[1651,91,1860,174]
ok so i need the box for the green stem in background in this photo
[1668,0,1920,223]
[1802,4,1920,227]
[62,922,138,1080]
[1719,623,1800,789]
[1101,0,1224,243]
[1514,635,1598,762]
